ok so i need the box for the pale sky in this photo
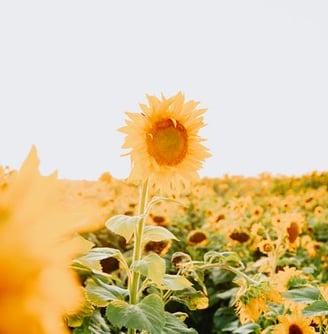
[1,1,327,180]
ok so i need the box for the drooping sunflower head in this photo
[119,92,211,194]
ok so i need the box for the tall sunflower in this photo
[119,92,211,194]
[0,146,94,334]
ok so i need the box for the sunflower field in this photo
[1,94,328,334]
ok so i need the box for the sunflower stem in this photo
[128,179,149,333]
[197,263,258,285]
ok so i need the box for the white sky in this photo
[1,1,327,181]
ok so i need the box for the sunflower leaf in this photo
[302,300,328,317]
[162,312,197,334]
[162,274,193,291]
[132,253,166,285]
[283,287,321,303]
[76,247,122,262]
[143,225,178,242]
[86,278,128,307]
[105,214,141,242]
[106,294,165,333]
[169,288,209,310]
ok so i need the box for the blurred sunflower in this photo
[0,146,94,334]
[235,280,280,324]
[272,266,306,293]
[271,306,315,334]
[187,229,209,247]
[119,92,211,194]
[236,296,268,324]
[144,239,172,256]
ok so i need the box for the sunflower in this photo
[271,306,315,334]
[187,229,209,247]
[144,239,172,256]
[271,266,306,293]
[235,280,279,324]
[236,296,268,324]
[119,92,211,194]
[0,146,94,334]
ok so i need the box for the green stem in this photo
[271,234,284,275]
[198,263,258,285]
[127,180,149,334]
[128,179,149,304]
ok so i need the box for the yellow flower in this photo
[313,205,324,216]
[187,229,209,247]
[229,229,250,243]
[235,280,279,324]
[271,266,305,293]
[258,239,274,254]
[300,235,320,257]
[236,296,268,324]
[251,204,264,218]
[272,306,315,334]
[144,239,172,256]
[119,92,211,194]
[271,213,305,250]
[0,146,93,334]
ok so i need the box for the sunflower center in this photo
[289,324,303,334]
[287,222,300,243]
[147,119,188,166]
[188,231,208,245]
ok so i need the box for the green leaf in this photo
[105,214,141,242]
[213,307,238,332]
[162,312,197,334]
[216,287,240,300]
[302,300,328,317]
[233,323,261,334]
[77,247,122,262]
[71,261,112,280]
[232,323,261,334]
[313,222,328,241]
[74,247,126,279]
[171,252,192,268]
[204,250,242,267]
[162,274,193,291]
[143,226,178,242]
[73,309,112,334]
[170,288,209,310]
[132,253,166,285]
[283,287,321,303]
[86,279,128,307]
[106,294,165,334]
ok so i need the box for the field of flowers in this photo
[68,170,328,333]
[1,93,328,333]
